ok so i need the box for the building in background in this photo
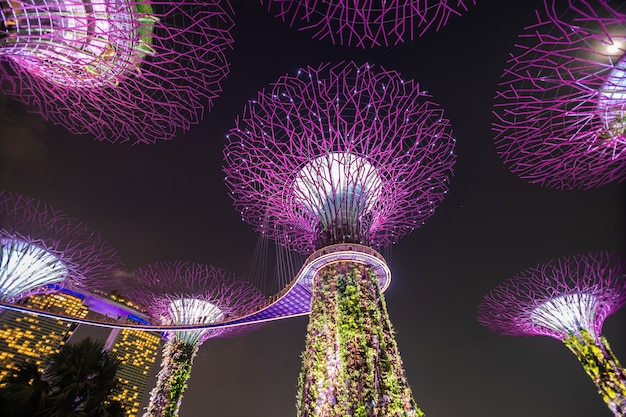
[0,292,88,382]
[0,289,161,417]
[105,327,161,416]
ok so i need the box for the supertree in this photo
[123,261,264,417]
[224,61,456,417]
[477,252,626,416]
[0,190,121,302]
[261,0,475,48]
[0,0,234,144]
[493,0,626,189]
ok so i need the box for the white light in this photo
[0,238,67,300]
[167,298,224,344]
[530,293,597,337]
[598,54,626,128]
[293,152,383,225]
[606,40,623,55]
[167,298,224,325]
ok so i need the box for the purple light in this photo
[0,0,234,144]
[493,0,626,189]
[122,261,264,417]
[261,0,475,48]
[224,62,456,253]
[477,252,626,341]
[124,261,264,343]
[0,190,123,301]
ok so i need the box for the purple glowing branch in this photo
[477,252,626,341]
[223,62,456,253]
[0,190,122,301]
[261,0,475,48]
[125,261,264,343]
[493,0,626,189]
[0,0,234,144]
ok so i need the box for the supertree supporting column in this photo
[477,252,626,416]
[261,0,475,48]
[224,62,456,416]
[123,262,264,417]
[493,0,626,189]
[0,190,121,301]
[0,0,234,143]
[298,263,418,417]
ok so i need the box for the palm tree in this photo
[0,360,51,417]
[0,338,125,417]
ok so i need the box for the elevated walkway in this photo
[0,244,391,332]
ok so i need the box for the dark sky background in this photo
[1,1,625,416]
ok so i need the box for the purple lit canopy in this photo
[0,0,234,144]
[0,190,122,302]
[124,261,264,343]
[493,0,626,189]
[223,62,456,253]
[261,0,475,48]
[477,252,626,341]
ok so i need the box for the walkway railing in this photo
[0,244,391,332]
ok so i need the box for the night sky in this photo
[1,1,625,417]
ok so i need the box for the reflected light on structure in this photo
[293,152,383,225]
[530,293,598,339]
[0,238,67,300]
[167,298,224,325]
[599,55,626,136]
[1,0,157,88]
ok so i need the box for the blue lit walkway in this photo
[0,244,391,332]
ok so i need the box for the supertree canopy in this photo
[0,190,121,302]
[477,252,626,416]
[261,0,476,48]
[125,261,264,417]
[224,62,455,417]
[493,0,626,189]
[0,0,234,144]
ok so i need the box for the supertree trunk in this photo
[144,338,198,417]
[562,330,626,416]
[297,262,422,417]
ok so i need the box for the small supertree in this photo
[261,0,475,48]
[0,0,234,144]
[224,62,456,417]
[124,262,264,417]
[493,0,626,189]
[477,252,626,416]
[0,190,121,301]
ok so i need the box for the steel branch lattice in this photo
[477,252,626,341]
[0,190,122,301]
[0,244,391,331]
[0,0,234,144]
[493,0,626,189]
[224,62,456,253]
[261,0,475,48]
[123,261,264,343]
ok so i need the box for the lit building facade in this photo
[0,290,161,417]
[0,292,88,382]
[105,327,161,417]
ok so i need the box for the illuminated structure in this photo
[477,252,626,416]
[0,292,88,382]
[224,62,455,417]
[493,0,626,189]
[0,190,121,301]
[0,0,234,144]
[124,262,264,417]
[105,328,161,417]
[262,0,475,48]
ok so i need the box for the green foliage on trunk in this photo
[563,330,626,416]
[297,262,423,417]
[145,338,198,417]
